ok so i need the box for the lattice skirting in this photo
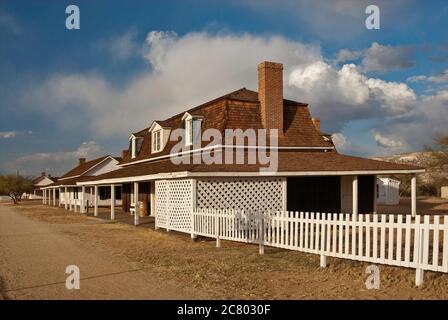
[155,179,194,232]
[196,177,285,213]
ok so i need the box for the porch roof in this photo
[75,150,425,185]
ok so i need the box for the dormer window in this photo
[182,113,202,146]
[131,136,143,159]
[152,130,162,153]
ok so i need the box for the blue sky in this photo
[0,0,447,176]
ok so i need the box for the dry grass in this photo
[7,199,448,299]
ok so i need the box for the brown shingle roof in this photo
[59,156,112,180]
[82,150,423,184]
[119,88,333,165]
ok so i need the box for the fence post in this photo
[216,210,221,248]
[190,208,196,240]
[259,213,265,255]
[320,213,327,268]
[415,216,424,286]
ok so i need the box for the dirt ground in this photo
[378,197,448,215]
[1,198,448,300]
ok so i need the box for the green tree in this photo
[425,134,448,196]
[0,174,34,204]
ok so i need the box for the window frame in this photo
[152,129,162,153]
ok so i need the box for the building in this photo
[41,61,424,231]
[25,172,58,199]
[41,156,122,209]
[376,177,401,205]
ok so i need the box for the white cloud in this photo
[0,130,34,139]
[408,70,448,84]
[373,132,404,148]
[336,42,416,72]
[3,141,105,176]
[335,49,363,63]
[0,131,17,138]
[98,28,140,61]
[361,42,415,72]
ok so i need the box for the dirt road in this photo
[0,203,202,299]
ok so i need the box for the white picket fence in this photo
[191,209,448,285]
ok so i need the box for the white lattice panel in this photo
[155,180,169,229]
[196,177,285,214]
[155,179,194,232]
[167,179,194,233]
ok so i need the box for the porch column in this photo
[134,182,139,226]
[80,186,85,214]
[373,175,377,214]
[69,188,73,211]
[411,174,417,218]
[352,175,358,217]
[52,188,56,206]
[42,189,45,204]
[94,185,98,217]
[64,187,68,210]
[150,183,155,217]
[58,188,61,207]
[111,184,115,220]
[47,189,51,206]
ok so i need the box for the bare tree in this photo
[0,175,34,204]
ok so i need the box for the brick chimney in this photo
[78,158,86,166]
[258,61,284,133]
[41,171,46,177]
[312,118,321,132]
[121,149,127,159]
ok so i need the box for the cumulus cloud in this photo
[408,70,448,84]
[336,42,416,72]
[373,132,404,148]
[335,49,363,63]
[3,141,105,176]
[28,31,321,136]
[98,28,140,61]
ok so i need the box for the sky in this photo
[0,0,447,176]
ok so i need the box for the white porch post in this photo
[47,189,51,206]
[411,174,417,218]
[64,187,68,210]
[80,186,85,214]
[42,189,45,204]
[134,182,139,226]
[373,175,377,214]
[69,188,73,211]
[58,188,61,207]
[150,183,155,217]
[94,185,98,217]
[352,175,358,217]
[52,188,56,206]
[111,184,115,220]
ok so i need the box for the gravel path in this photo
[0,203,201,300]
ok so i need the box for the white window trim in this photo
[152,130,163,153]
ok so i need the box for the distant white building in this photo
[377,177,401,205]
[442,186,448,199]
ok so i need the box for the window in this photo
[185,118,193,145]
[99,186,111,200]
[131,137,143,158]
[185,118,201,146]
[152,130,162,153]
